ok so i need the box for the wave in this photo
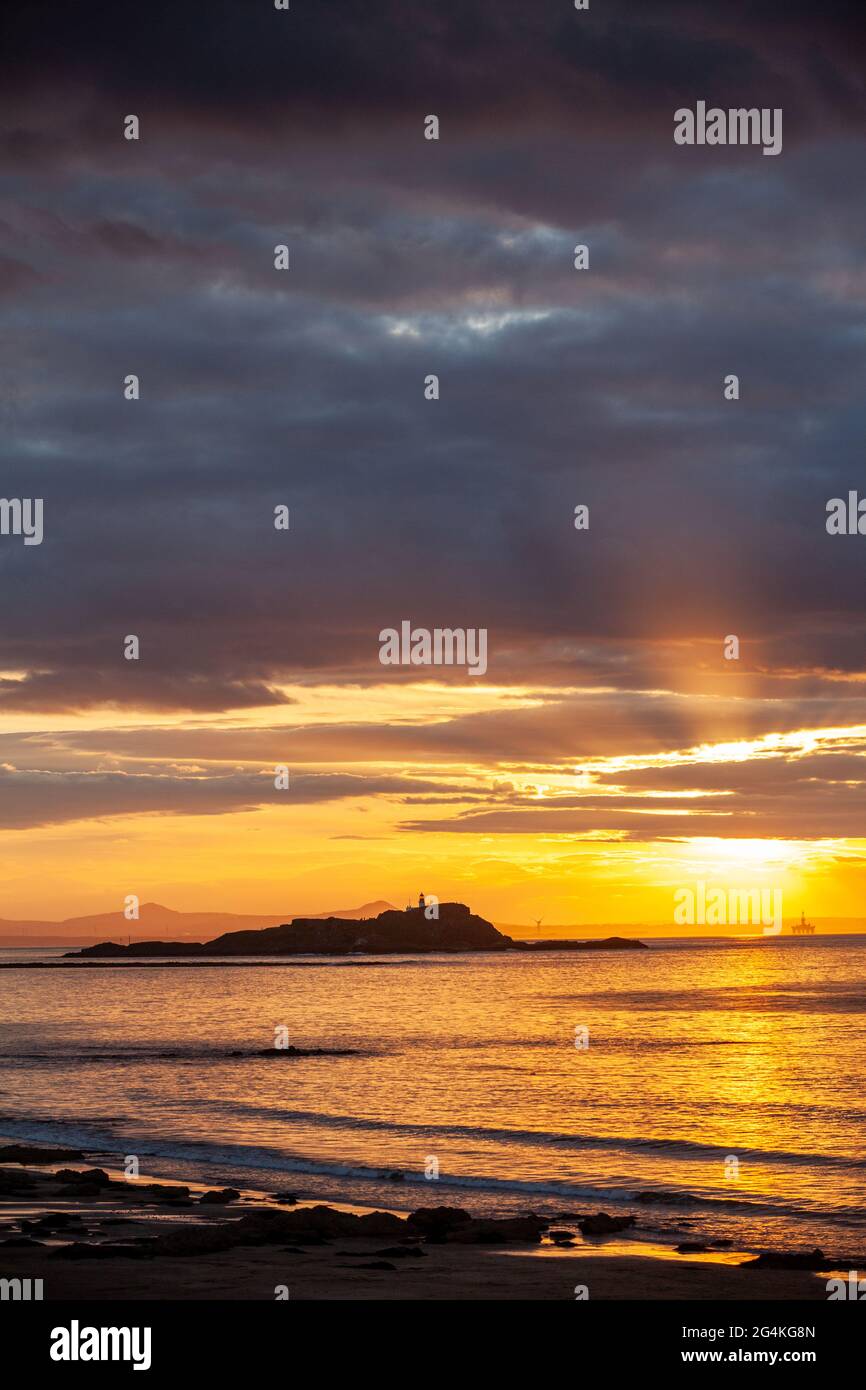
[541,987,866,1014]
[2,1116,861,1225]
[179,1097,866,1171]
[3,1114,865,1229]
[4,1099,864,1177]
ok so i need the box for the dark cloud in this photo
[3,2,864,137]
[0,764,466,829]
[0,672,291,714]
[1,2,865,838]
[1,680,859,766]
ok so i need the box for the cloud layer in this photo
[1,1,865,866]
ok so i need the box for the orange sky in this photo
[3,678,866,929]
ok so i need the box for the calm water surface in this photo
[1,936,863,1253]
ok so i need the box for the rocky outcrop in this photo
[144,1205,406,1256]
[0,1144,86,1164]
[406,1206,548,1244]
[447,1215,547,1244]
[229,1047,359,1058]
[48,1202,557,1261]
[72,903,512,957]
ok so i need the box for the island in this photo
[66,902,647,958]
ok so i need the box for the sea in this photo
[1,935,864,1256]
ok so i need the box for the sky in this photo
[1,0,865,926]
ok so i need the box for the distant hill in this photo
[0,900,397,946]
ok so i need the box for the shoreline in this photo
[0,943,646,969]
[0,1143,837,1301]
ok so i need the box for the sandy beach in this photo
[0,1144,835,1301]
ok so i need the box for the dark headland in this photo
[67,902,646,958]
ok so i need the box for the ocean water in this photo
[1,936,864,1255]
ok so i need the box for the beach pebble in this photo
[578,1212,637,1236]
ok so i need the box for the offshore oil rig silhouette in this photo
[791,910,816,936]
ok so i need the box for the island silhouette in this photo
[68,902,646,958]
